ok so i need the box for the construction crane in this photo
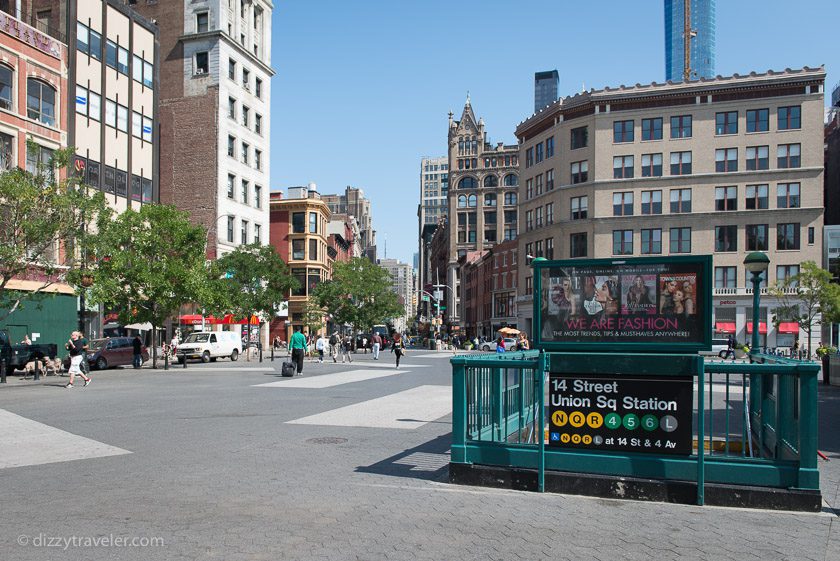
[683,0,698,81]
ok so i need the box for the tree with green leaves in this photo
[0,143,110,321]
[80,204,207,367]
[203,243,298,353]
[769,261,840,358]
[310,257,404,334]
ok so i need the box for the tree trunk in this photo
[151,325,158,369]
[807,328,812,361]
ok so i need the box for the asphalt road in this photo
[0,350,838,561]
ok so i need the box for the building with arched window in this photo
[443,95,519,331]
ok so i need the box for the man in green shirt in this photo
[289,326,307,375]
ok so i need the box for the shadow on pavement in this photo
[356,433,451,482]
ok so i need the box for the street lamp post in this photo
[744,251,770,353]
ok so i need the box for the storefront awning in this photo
[714,322,736,334]
[180,314,222,325]
[777,322,800,334]
[746,322,768,334]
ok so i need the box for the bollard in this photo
[259,344,263,363]
[271,346,274,361]
[182,351,187,369]
[0,358,6,384]
[164,351,169,370]
[34,360,41,381]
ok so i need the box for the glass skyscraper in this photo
[534,70,559,112]
[664,0,715,82]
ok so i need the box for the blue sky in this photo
[270,0,837,265]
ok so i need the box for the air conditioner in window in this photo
[195,68,206,75]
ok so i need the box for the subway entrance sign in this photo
[549,373,693,455]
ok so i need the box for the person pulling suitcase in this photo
[288,326,307,376]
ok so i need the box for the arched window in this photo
[457,194,467,208]
[458,176,477,189]
[503,174,518,187]
[27,78,56,126]
[483,175,498,188]
[467,194,477,207]
[0,65,12,110]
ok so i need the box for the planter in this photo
[829,355,840,387]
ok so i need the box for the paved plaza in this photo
[0,350,838,561]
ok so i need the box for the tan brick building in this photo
[446,96,519,328]
[515,67,826,350]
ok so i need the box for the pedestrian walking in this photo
[496,336,506,354]
[362,336,368,354]
[132,335,143,369]
[392,332,406,368]
[329,332,339,362]
[518,332,530,351]
[65,331,91,388]
[289,326,307,375]
[372,332,382,360]
[340,334,353,363]
[315,333,326,363]
[78,331,91,375]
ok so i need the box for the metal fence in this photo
[451,351,820,505]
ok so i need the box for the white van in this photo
[177,331,242,363]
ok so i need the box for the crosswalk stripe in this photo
[286,385,451,429]
[343,362,430,369]
[254,369,400,389]
[0,409,130,470]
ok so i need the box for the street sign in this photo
[548,373,693,455]
[422,295,430,302]
[439,305,446,311]
[433,290,443,301]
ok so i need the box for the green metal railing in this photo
[451,351,821,505]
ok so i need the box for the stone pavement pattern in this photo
[0,351,837,561]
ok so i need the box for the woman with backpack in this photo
[392,332,406,368]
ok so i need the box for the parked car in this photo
[700,338,731,357]
[177,331,241,363]
[62,337,149,371]
[480,338,518,352]
[0,330,57,370]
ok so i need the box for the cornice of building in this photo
[517,66,827,137]
[178,30,274,76]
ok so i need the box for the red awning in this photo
[218,314,260,325]
[778,322,800,334]
[746,322,768,334]
[714,322,736,334]
[180,314,220,325]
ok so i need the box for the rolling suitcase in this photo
[281,361,296,377]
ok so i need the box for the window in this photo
[254,185,262,209]
[562,233,586,259]
[612,230,633,255]
[746,184,768,209]
[0,132,13,170]
[459,176,476,189]
[715,111,738,135]
[227,135,235,157]
[777,183,800,208]
[613,192,633,216]
[117,46,129,75]
[670,115,692,138]
[570,126,588,149]
[545,203,554,225]
[777,265,799,285]
[504,210,517,224]
[132,111,141,137]
[25,145,52,175]
[26,79,56,126]
[143,61,153,88]
[76,85,88,116]
[746,146,769,170]
[483,175,498,188]
[467,194,477,207]
[715,148,738,172]
[535,142,544,163]
[613,155,633,179]
[641,153,662,177]
[241,179,249,204]
[670,188,691,213]
[292,212,305,233]
[484,193,496,207]
[535,174,543,196]
[503,174,518,186]
[746,224,768,250]
[642,118,662,141]
[196,11,209,32]
[504,227,516,241]
[241,143,249,164]
[778,106,801,130]
[670,227,691,253]
[670,151,691,175]
[255,114,262,135]
[292,239,305,260]
[195,52,209,74]
[715,267,737,289]
[777,144,800,168]
[255,78,262,98]
[535,207,543,228]
[546,169,554,191]
[571,160,588,184]
[525,147,533,167]
[253,224,261,244]
[641,229,662,254]
[227,174,235,198]
[571,196,588,220]
[525,210,533,231]
[309,238,318,260]
[242,68,250,89]
[115,104,128,132]
[104,99,116,127]
[545,238,554,259]
[546,136,554,158]
[746,109,769,133]
[77,22,89,54]
[525,179,533,199]
[457,195,467,208]
[485,211,497,226]
[484,229,497,243]
[715,186,737,211]
[613,120,634,143]
[242,105,249,127]
[228,97,236,119]
[504,192,517,206]
[105,40,117,69]
[641,190,662,215]
[229,58,236,80]
[777,223,800,250]
[88,92,101,121]
[715,225,737,252]
[809,226,815,245]
[309,212,318,233]
[0,65,12,110]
